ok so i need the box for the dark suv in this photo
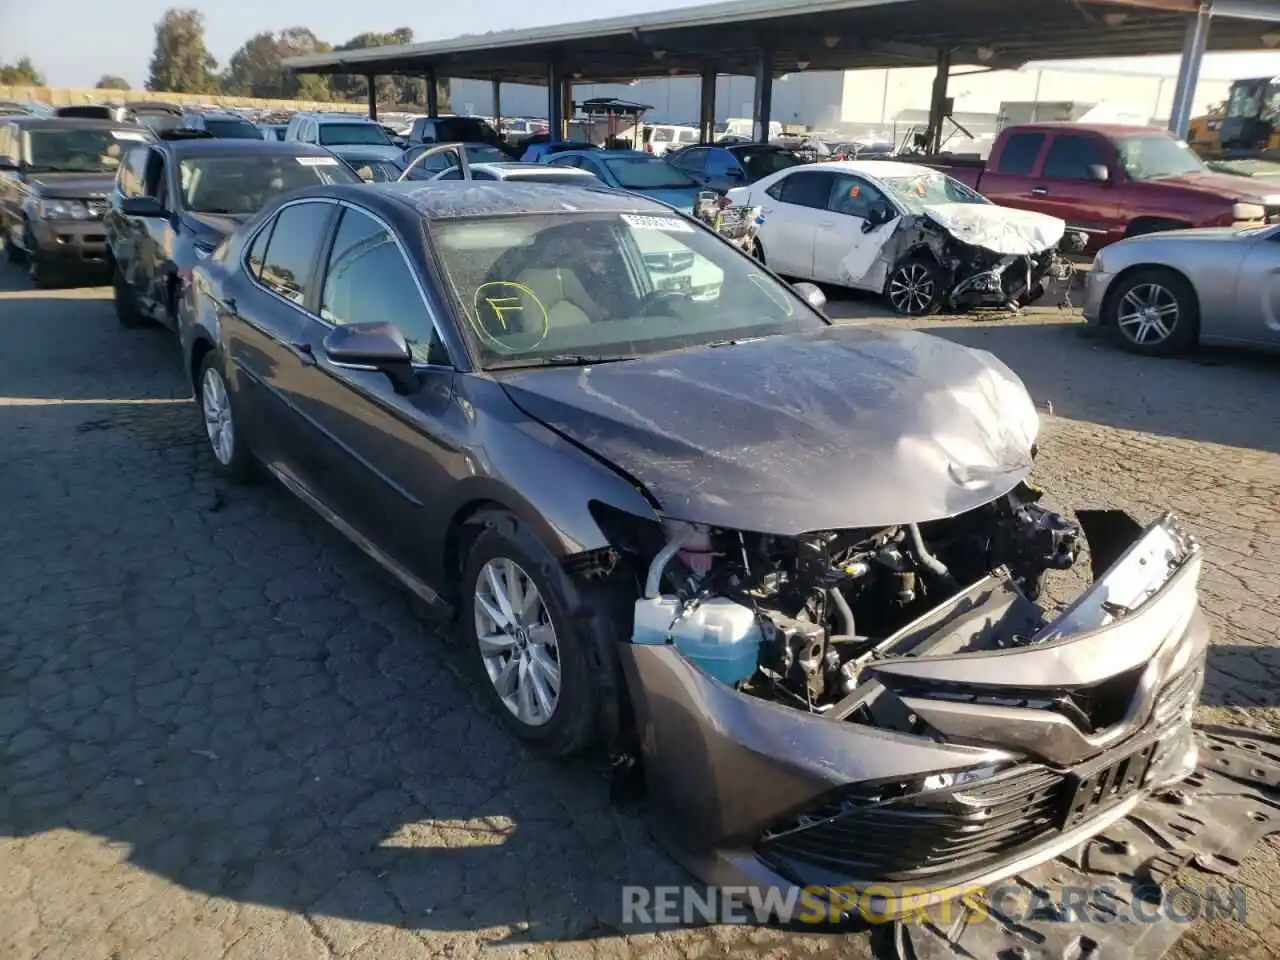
[181,111,263,139]
[408,115,517,157]
[0,116,152,286]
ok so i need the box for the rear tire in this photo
[886,255,945,316]
[1104,267,1199,356]
[197,351,255,483]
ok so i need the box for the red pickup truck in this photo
[923,123,1280,248]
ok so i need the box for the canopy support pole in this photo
[700,67,717,144]
[1169,4,1212,139]
[425,67,440,117]
[752,46,773,143]
[366,76,377,121]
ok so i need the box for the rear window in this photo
[318,122,392,147]
[996,132,1045,175]
[433,117,501,142]
[204,118,262,139]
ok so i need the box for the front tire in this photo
[1105,267,1199,356]
[886,255,945,316]
[197,351,254,482]
[461,512,601,757]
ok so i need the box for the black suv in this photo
[180,111,262,139]
[0,116,152,286]
[408,115,517,157]
[106,135,360,329]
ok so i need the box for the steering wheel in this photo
[636,288,690,316]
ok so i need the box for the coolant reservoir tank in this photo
[632,596,762,686]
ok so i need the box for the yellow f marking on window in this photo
[484,295,524,330]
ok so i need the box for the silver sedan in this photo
[1082,224,1280,355]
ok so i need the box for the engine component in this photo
[763,613,828,703]
[633,594,762,686]
[994,502,1081,596]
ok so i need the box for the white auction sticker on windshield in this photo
[296,156,339,166]
[112,132,149,142]
[621,213,694,233]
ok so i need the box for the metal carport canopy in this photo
[283,0,1280,85]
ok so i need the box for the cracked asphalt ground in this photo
[0,265,1277,960]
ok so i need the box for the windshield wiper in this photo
[706,335,774,348]
[487,354,637,370]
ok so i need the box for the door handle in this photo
[287,341,316,366]
[1031,187,1049,196]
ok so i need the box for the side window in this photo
[765,179,785,201]
[1041,135,1107,180]
[549,155,580,168]
[117,145,148,197]
[258,201,332,306]
[245,220,274,278]
[778,171,835,210]
[142,149,168,206]
[828,175,888,218]
[674,148,707,172]
[995,132,1046,175]
[437,168,463,180]
[471,170,497,180]
[320,208,447,365]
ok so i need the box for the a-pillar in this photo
[752,46,773,142]
[425,67,439,117]
[1169,4,1212,139]
[699,66,717,144]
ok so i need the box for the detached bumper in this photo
[27,219,109,268]
[1081,268,1113,326]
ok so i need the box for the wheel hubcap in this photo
[1116,282,1178,345]
[889,264,934,314]
[201,367,235,466]
[474,558,560,727]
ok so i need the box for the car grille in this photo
[755,669,1201,886]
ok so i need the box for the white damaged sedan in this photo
[727,159,1084,315]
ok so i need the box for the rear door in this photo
[1028,131,1119,238]
[133,147,179,317]
[970,130,1046,208]
[289,203,459,579]
[224,199,337,477]
[757,169,836,278]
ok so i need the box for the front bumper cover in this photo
[618,513,1210,912]
[28,218,109,267]
[898,724,1280,960]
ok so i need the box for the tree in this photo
[224,27,331,100]
[96,75,131,90]
[147,8,217,93]
[0,57,45,86]
[326,28,447,108]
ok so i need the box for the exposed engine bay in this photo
[638,481,1082,712]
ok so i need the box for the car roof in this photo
[817,159,942,179]
[1008,121,1165,137]
[473,162,599,178]
[5,117,139,131]
[297,180,670,220]
[162,138,339,159]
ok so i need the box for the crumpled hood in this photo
[24,173,114,199]
[924,202,1066,256]
[498,325,1039,535]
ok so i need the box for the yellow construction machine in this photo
[1188,76,1280,159]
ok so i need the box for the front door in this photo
[287,204,462,581]
[1028,132,1119,239]
[812,173,897,290]
[1233,230,1280,346]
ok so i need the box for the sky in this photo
[2,0,1280,89]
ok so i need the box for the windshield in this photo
[351,159,404,182]
[203,118,263,139]
[318,122,392,146]
[602,156,698,189]
[880,172,988,213]
[733,147,803,180]
[21,128,142,172]
[431,211,825,368]
[178,154,359,214]
[1116,136,1207,180]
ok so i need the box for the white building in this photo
[451,61,1234,134]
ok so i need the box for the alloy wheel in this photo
[201,366,235,466]
[1116,282,1178,346]
[473,558,561,727]
[888,263,935,314]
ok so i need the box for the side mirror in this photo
[121,196,165,217]
[1087,164,1110,183]
[862,203,893,232]
[793,281,827,312]
[322,321,420,394]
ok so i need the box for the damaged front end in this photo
[883,204,1088,315]
[615,494,1206,914]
